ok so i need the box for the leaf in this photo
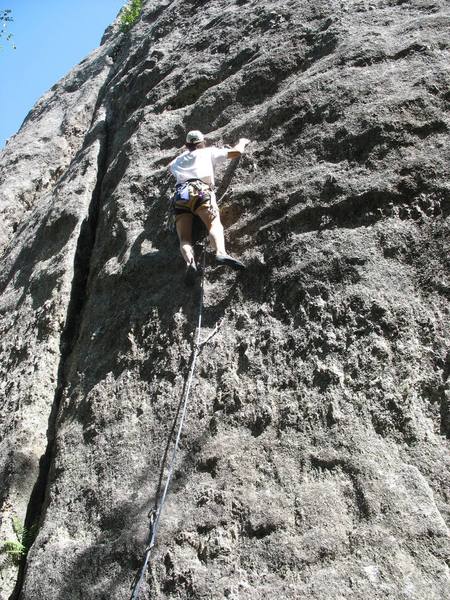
[12,516,24,539]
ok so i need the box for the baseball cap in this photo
[186,130,205,144]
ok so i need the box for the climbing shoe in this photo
[215,254,246,271]
[185,263,198,286]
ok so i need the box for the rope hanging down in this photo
[130,243,221,600]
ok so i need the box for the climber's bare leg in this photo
[195,201,246,270]
[195,203,226,256]
[176,213,195,265]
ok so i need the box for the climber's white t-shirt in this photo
[169,147,229,187]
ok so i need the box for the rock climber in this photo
[168,130,250,285]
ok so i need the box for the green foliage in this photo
[12,516,24,539]
[1,517,37,569]
[2,540,25,565]
[120,0,143,33]
[0,8,15,50]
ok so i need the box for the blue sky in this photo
[0,0,125,149]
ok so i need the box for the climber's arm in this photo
[227,138,251,159]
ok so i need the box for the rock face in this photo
[0,1,449,599]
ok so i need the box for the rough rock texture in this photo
[1,1,449,599]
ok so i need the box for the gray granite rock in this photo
[0,1,449,599]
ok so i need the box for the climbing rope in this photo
[130,155,241,599]
[130,243,221,600]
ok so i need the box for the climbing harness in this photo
[130,243,221,600]
[173,179,213,213]
[166,179,215,231]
